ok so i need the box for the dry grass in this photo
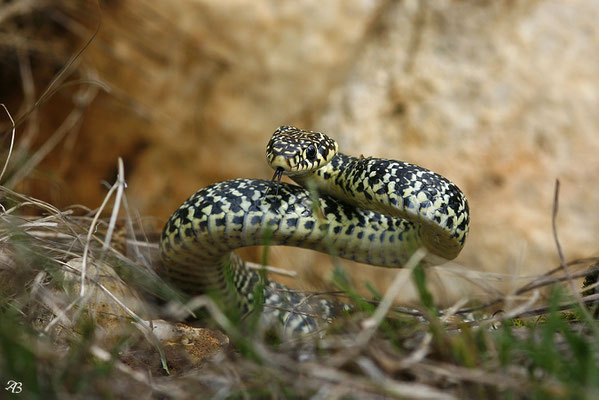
[1,171,599,399]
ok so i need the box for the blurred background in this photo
[1,0,598,303]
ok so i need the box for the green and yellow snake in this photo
[159,126,469,333]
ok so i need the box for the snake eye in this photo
[305,145,317,161]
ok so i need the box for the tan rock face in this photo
[7,0,599,301]
[311,0,599,294]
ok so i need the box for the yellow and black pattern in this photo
[159,126,470,333]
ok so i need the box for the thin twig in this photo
[416,360,536,393]
[0,104,16,182]
[102,158,126,253]
[11,47,41,165]
[5,2,104,131]
[455,257,599,315]
[80,174,120,297]
[551,180,599,331]
[245,260,298,278]
[5,84,99,189]
[364,248,426,329]
[359,247,427,341]
[515,292,599,318]
[552,180,575,293]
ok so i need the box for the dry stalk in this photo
[245,260,298,278]
[80,158,126,297]
[360,247,426,336]
[0,104,16,182]
[551,180,598,332]
[101,157,125,253]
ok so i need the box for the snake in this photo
[159,126,470,333]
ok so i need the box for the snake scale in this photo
[159,126,470,333]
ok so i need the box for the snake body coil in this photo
[159,126,469,332]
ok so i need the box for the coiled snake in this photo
[159,126,470,333]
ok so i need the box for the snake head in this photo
[266,126,338,177]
